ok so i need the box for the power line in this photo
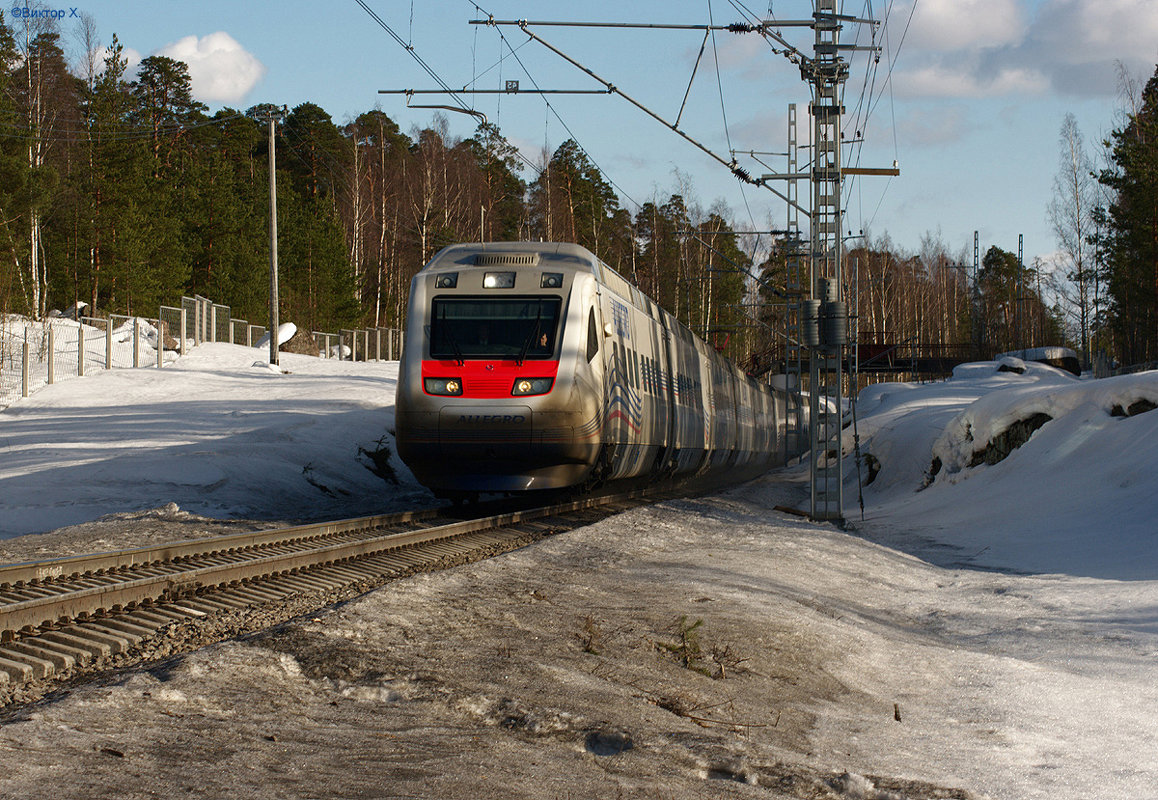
[0,110,248,143]
[352,0,473,116]
[707,0,735,155]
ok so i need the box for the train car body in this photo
[395,242,787,496]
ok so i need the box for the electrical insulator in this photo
[821,300,847,347]
[803,299,822,347]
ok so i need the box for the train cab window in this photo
[586,309,599,363]
[431,296,561,360]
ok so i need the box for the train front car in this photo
[395,243,605,497]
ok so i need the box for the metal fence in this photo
[1,295,406,409]
[315,327,404,361]
[0,315,171,408]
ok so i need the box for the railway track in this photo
[0,489,655,706]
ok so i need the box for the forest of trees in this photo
[1,8,1154,373]
[0,13,760,361]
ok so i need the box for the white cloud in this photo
[897,63,1048,98]
[906,0,1028,51]
[1032,0,1158,66]
[156,32,265,104]
[1023,0,1158,94]
[122,47,142,74]
[892,0,1158,98]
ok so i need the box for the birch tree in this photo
[1049,113,1096,366]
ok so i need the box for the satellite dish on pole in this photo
[254,322,297,350]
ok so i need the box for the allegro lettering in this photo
[458,414,526,424]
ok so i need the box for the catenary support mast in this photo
[805,0,849,521]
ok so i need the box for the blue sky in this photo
[55,0,1158,267]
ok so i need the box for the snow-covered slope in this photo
[0,342,431,538]
[848,358,1158,579]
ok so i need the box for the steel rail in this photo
[0,507,444,588]
[0,490,647,638]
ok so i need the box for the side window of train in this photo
[586,308,599,362]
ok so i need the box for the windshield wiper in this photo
[516,306,543,367]
[440,307,465,366]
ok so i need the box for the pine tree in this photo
[1099,65,1158,364]
[129,55,206,171]
[528,140,624,260]
[75,32,146,313]
[0,12,25,317]
[10,18,75,318]
[184,111,266,319]
[278,103,358,329]
[466,122,525,241]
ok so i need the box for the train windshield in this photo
[431,296,563,360]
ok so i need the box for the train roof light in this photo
[483,271,516,289]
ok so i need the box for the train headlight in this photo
[483,271,516,289]
[434,273,458,289]
[540,272,563,288]
[511,377,553,396]
[424,377,463,396]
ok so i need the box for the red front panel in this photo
[422,359,560,399]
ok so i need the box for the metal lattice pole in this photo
[807,0,849,522]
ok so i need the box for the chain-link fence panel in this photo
[314,331,340,359]
[229,319,249,346]
[0,323,22,408]
[341,329,371,362]
[212,304,230,343]
[80,316,113,372]
[159,306,186,355]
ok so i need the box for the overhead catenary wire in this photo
[0,109,249,143]
[707,0,735,155]
[475,18,814,218]
[464,1,644,209]
[464,3,869,233]
[387,2,883,258]
[355,0,544,178]
[855,0,913,234]
[353,0,474,117]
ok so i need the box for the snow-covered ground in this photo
[0,342,1155,799]
[0,342,431,539]
[848,358,1158,579]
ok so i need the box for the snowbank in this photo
[850,360,1158,579]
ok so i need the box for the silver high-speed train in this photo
[394,242,787,498]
